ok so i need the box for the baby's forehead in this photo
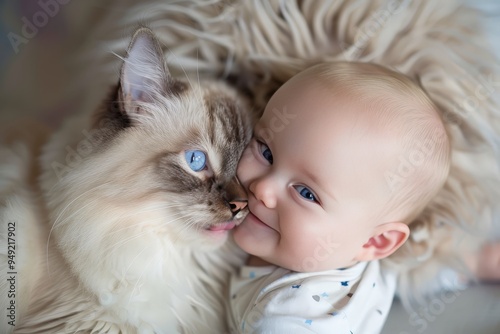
[263,86,405,159]
[273,79,411,130]
[264,68,441,151]
[294,65,424,103]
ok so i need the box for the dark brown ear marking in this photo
[168,80,188,97]
[94,84,130,127]
[89,84,131,146]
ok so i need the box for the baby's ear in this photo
[355,222,410,262]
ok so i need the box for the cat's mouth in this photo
[202,200,248,235]
[205,222,236,232]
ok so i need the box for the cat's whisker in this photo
[177,59,194,91]
[170,217,203,244]
[164,47,201,103]
[196,48,201,90]
[105,211,188,237]
[49,198,99,233]
[45,198,100,272]
[104,228,155,254]
[104,222,147,237]
[193,48,207,109]
[91,214,190,272]
[98,212,192,258]
[85,208,193,254]
[47,202,179,276]
[94,229,156,269]
[116,209,186,223]
[156,213,195,227]
[126,255,157,308]
[181,70,197,101]
[111,51,126,63]
[111,202,189,221]
[123,202,188,212]
[46,183,110,276]
[50,183,110,233]
[118,244,149,286]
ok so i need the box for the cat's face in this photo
[49,28,253,251]
[111,28,253,247]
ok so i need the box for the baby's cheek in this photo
[236,149,253,181]
[293,235,345,272]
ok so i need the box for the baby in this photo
[227,61,452,333]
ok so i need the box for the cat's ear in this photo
[120,27,172,114]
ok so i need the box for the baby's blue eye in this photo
[258,142,273,164]
[185,150,206,171]
[294,185,317,202]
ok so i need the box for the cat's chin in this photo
[205,221,236,232]
[184,222,236,249]
[201,227,234,245]
[203,229,231,240]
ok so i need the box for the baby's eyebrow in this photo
[301,168,338,203]
[252,124,269,144]
[253,122,264,136]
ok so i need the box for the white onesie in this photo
[227,260,396,334]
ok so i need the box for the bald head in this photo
[286,62,451,223]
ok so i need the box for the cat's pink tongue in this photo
[208,222,235,231]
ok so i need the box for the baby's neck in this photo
[246,255,273,267]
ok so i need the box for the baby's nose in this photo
[250,177,277,208]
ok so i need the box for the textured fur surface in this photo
[83,0,500,308]
[1,28,254,333]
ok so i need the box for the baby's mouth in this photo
[247,211,271,229]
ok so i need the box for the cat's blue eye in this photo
[185,150,206,171]
[258,141,273,164]
[294,185,318,202]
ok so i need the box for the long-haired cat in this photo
[0,27,253,333]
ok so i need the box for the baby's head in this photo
[233,62,451,272]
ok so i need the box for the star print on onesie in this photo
[227,260,396,334]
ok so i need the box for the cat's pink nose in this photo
[229,200,248,213]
